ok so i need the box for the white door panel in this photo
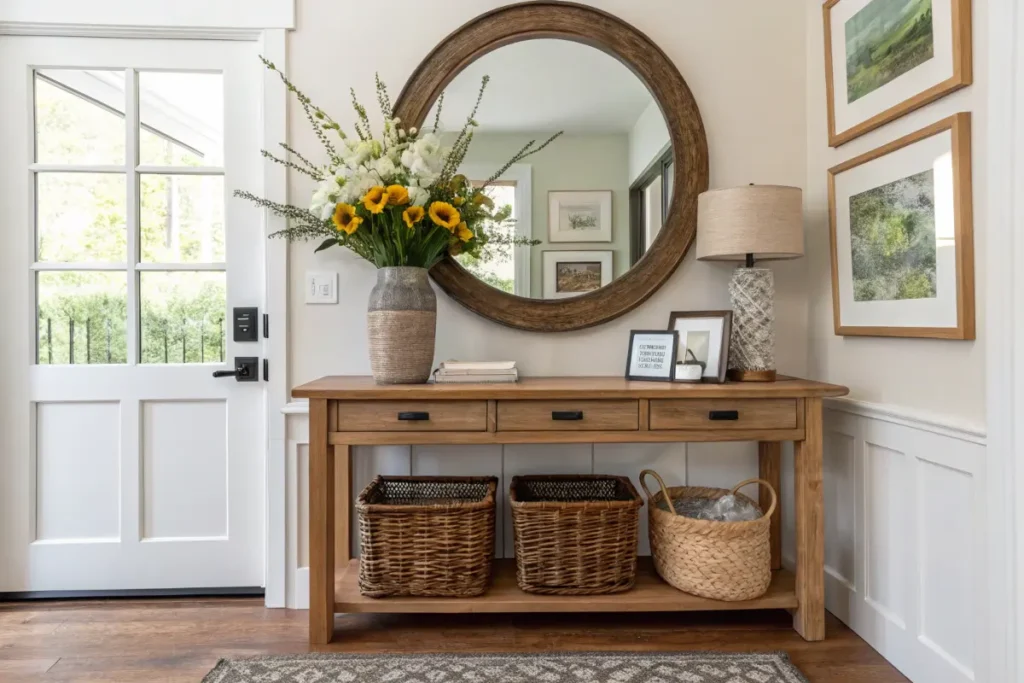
[0,36,265,591]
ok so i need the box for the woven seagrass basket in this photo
[509,474,642,595]
[639,469,777,602]
[356,475,496,598]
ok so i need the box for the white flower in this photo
[412,133,442,160]
[320,202,336,221]
[408,185,429,207]
[409,156,439,184]
[371,155,397,182]
[409,127,418,135]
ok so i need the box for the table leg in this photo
[309,399,335,645]
[758,441,782,571]
[793,397,825,641]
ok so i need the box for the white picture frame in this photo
[548,190,613,242]
[542,251,614,299]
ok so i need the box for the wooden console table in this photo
[293,376,848,645]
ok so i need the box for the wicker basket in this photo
[509,475,643,595]
[639,469,777,602]
[356,475,497,598]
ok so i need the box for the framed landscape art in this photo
[542,250,614,299]
[823,0,972,147]
[828,113,974,339]
[548,191,613,242]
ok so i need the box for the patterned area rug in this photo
[203,652,809,682]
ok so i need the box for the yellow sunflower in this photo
[456,221,474,242]
[386,185,410,206]
[402,205,425,229]
[332,203,363,235]
[428,201,461,230]
[362,186,389,214]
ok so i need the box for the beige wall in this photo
[803,1,986,425]
[286,0,808,387]
[460,132,632,296]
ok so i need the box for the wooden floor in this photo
[0,597,908,683]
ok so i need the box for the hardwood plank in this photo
[334,445,352,566]
[328,428,804,446]
[496,400,639,431]
[758,441,783,571]
[293,376,850,400]
[308,399,335,645]
[650,399,797,430]
[0,598,908,682]
[334,558,797,614]
[793,397,825,641]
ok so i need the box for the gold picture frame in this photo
[823,0,972,147]
[828,113,974,339]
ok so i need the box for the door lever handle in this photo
[212,357,258,382]
[212,366,249,379]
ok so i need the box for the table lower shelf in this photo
[334,558,797,614]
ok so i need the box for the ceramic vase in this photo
[367,267,436,384]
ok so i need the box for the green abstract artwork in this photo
[845,0,934,103]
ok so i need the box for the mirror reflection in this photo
[426,39,673,299]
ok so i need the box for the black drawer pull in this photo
[708,410,739,421]
[552,410,584,421]
[397,411,430,421]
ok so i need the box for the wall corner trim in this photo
[824,397,986,445]
[282,400,309,415]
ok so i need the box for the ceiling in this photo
[426,39,658,135]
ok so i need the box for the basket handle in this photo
[639,469,677,515]
[730,478,778,520]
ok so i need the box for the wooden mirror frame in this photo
[393,1,709,332]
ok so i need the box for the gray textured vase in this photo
[367,267,436,384]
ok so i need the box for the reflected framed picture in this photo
[542,250,613,299]
[667,311,732,383]
[625,330,678,382]
[828,113,974,339]
[823,0,972,147]
[548,190,613,242]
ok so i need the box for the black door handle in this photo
[552,411,584,421]
[708,410,739,421]
[212,366,250,379]
[212,357,258,382]
[398,411,430,421]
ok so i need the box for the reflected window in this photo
[630,148,673,266]
[455,181,523,295]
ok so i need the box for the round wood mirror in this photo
[393,1,708,332]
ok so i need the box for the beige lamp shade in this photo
[696,185,804,261]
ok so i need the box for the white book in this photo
[433,373,518,384]
[437,368,518,376]
[439,360,517,372]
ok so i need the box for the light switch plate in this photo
[305,271,338,304]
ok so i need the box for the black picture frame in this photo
[625,330,679,382]
[666,310,733,383]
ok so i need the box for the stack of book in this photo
[433,360,518,384]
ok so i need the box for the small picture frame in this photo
[625,330,679,382]
[542,250,614,299]
[548,190,613,242]
[667,310,733,383]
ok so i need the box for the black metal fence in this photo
[38,316,227,365]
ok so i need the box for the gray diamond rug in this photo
[203,652,809,683]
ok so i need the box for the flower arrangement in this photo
[237,58,561,269]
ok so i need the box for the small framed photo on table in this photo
[625,330,679,382]
[667,310,733,383]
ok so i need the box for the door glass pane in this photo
[455,183,517,293]
[37,173,127,263]
[138,72,224,167]
[34,70,125,166]
[140,271,226,364]
[140,175,224,263]
[664,160,674,205]
[37,271,127,365]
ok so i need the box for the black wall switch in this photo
[233,307,259,342]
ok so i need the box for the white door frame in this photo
[0,20,290,607]
[984,0,1023,680]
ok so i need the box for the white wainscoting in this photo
[281,401,775,609]
[819,398,985,683]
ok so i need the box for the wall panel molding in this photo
[823,405,982,683]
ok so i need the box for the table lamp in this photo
[696,185,803,382]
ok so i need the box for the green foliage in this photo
[849,169,937,302]
[845,0,934,103]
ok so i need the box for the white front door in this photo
[0,36,265,591]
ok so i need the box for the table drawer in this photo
[335,400,487,431]
[649,399,798,430]
[497,400,639,431]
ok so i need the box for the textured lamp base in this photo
[728,267,775,382]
